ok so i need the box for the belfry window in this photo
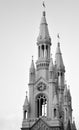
[54,108,56,118]
[42,45,44,57]
[36,94,47,117]
[24,110,27,119]
[38,46,40,57]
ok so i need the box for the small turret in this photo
[55,42,65,71]
[30,56,35,74]
[23,92,29,120]
[66,119,72,130]
[67,86,71,102]
[55,40,65,106]
[29,56,35,83]
[72,119,77,130]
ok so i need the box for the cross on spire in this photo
[32,55,33,61]
[42,0,46,11]
[26,91,28,97]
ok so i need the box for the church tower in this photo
[21,8,77,130]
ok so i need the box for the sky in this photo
[0,0,79,130]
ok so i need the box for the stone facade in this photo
[21,10,77,130]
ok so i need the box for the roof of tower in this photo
[30,56,35,73]
[55,42,65,71]
[49,57,54,71]
[37,11,51,44]
[23,92,29,110]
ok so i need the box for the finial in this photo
[26,91,28,97]
[57,33,60,46]
[68,85,70,89]
[43,0,45,10]
[42,0,46,16]
[32,56,33,61]
[57,33,60,39]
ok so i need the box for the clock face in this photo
[37,82,46,91]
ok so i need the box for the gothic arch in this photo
[35,93,48,118]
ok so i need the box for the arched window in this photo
[54,108,56,118]
[36,94,47,117]
[61,72,62,76]
[24,110,27,119]
[58,72,59,76]
[42,45,44,57]
[38,46,40,57]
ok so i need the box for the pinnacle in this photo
[55,42,65,71]
[37,11,51,44]
[30,56,35,73]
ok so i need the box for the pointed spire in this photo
[55,41,65,71]
[67,120,72,130]
[23,91,29,111]
[72,118,76,130]
[37,11,51,44]
[30,56,35,73]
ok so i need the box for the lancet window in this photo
[24,110,27,119]
[36,94,47,117]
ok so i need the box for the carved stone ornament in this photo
[37,82,46,91]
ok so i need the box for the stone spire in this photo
[23,92,29,120]
[36,11,52,79]
[67,86,71,99]
[23,91,29,111]
[55,42,65,71]
[37,11,51,44]
[30,56,35,74]
[72,119,77,130]
[29,56,35,83]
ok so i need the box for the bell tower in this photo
[36,11,51,81]
[21,5,76,130]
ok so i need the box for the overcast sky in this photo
[0,0,79,130]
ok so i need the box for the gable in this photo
[35,76,48,87]
[34,77,49,94]
[31,118,49,130]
